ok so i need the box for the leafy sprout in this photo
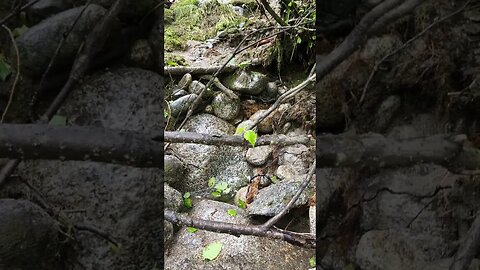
[183,192,192,208]
[227,209,237,217]
[235,126,258,147]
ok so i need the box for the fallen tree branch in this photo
[2,124,479,171]
[164,209,315,248]
[164,65,239,76]
[450,210,480,270]
[317,0,405,81]
[246,67,316,130]
[316,133,469,169]
[368,0,426,34]
[0,124,312,166]
[0,124,162,168]
[161,131,314,146]
[200,75,238,100]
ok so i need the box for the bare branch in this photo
[164,209,315,248]
[316,133,471,169]
[0,124,163,167]
[161,131,314,147]
[258,0,287,26]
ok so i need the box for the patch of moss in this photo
[165,0,246,52]
[165,28,186,51]
[215,16,245,31]
[165,54,188,66]
[165,8,174,24]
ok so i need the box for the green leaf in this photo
[223,187,231,194]
[238,61,250,69]
[227,209,237,217]
[243,130,257,147]
[211,190,222,198]
[309,256,316,268]
[164,109,169,118]
[202,242,223,261]
[0,57,12,81]
[12,25,28,38]
[208,177,216,188]
[237,199,247,209]
[235,126,245,135]
[183,192,192,208]
[49,115,67,126]
[271,175,277,184]
[166,60,179,67]
[186,227,198,233]
[214,181,228,191]
[296,36,302,44]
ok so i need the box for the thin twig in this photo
[258,0,287,26]
[29,0,93,117]
[359,0,473,105]
[246,65,316,130]
[1,25,20,122]
[75,223,119,247]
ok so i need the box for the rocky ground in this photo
[317,0,480,269]
[163,0,316,268]
[0,0,316,269]
[0,1,164,269]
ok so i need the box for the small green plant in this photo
[183,192,192,208]
[0,54,12,81]
[271,175,277,184]
[186,227,198,233]
[211,181,230,197]
[12,25,28,38]
[208,177,216,188]
[203,241,223,261]
[227,209,237,217]
[237,199,247,209]
[309,256,316,268]
[237,60,250,69]
[235,127,257,147]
